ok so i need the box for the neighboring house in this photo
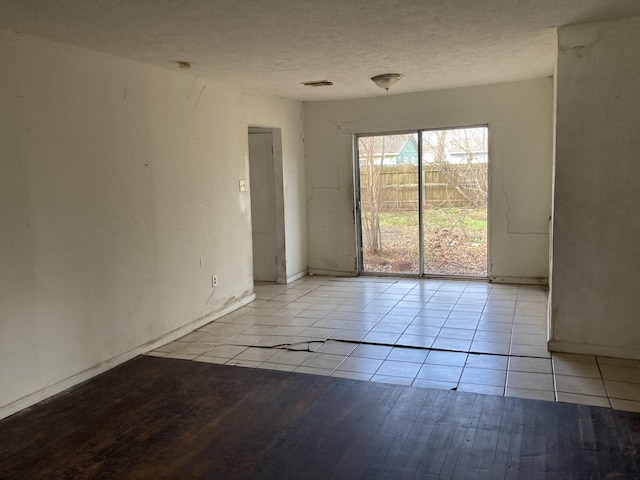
[361,133,487,166]
[396,136,419,165]
[448,151,488,164]
[359,135,419,166]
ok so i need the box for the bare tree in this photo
[449,128,488,207]
[359,136,386,253]
[423,128,487,208]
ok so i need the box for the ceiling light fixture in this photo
[371,73,403,91]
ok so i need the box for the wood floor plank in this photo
[1,356,640,479]
[500,397,525,479]
[612,408,640,479]
[468,394,504,472]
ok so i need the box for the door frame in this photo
[353,124,490,279]
[248,126,287,284]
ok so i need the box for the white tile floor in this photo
[147,275,640,412]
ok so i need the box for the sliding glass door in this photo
[356,126,488,277]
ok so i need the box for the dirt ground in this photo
[363,216,487,277]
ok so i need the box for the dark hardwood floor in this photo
[1,356,639,479]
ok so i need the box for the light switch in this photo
[239,179,247,192]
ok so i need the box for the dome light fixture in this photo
[371,73,403,91]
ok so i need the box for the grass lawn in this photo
[363,207,488,276]
[379,208,486,236]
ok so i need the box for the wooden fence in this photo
[359,164,487,209]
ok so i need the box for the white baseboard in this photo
[285,270,307,284]
[490,276,548,285]
[304,272,548,286]
[548,339,640,360]
[307,268,357,277]
[0,293,255,421]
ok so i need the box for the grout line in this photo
[594,355,613,409]
[550,353,559,403]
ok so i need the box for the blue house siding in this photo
[396,137,419,165]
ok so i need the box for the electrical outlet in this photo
[239,180,247,192]
[212,275,218,287]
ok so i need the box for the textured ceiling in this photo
[1,0,639,101]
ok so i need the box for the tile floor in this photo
[147,276,640,412]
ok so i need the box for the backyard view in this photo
[364,208,487,275]
[358,127,488,276]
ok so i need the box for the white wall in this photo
[550,16,640,359]
[304,79,553,281]
[0,30,305,418]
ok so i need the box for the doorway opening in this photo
[355,126,488,278]
[248,127,286,283]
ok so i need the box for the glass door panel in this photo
[357,133,420,274]
[421,127,488,277]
